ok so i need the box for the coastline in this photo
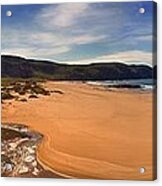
[2,81,154,180]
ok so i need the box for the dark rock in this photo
[28,94,38,99]
[51,90,64,94]
[108,84,141,89]
[1,92,15,100]
[19,98,27,102]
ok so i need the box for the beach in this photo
[2,81,154,180]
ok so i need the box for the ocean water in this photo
[86,79,156,90]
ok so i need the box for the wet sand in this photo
[2,81,154,180]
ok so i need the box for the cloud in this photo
[63,50,152,65]
[98,50,152,64]
[1,29,71,58]
[39,3,89,28]
[2,28,152,65]
[2,46,71,59]
[30,32,106,46]
[2,3,107,58]
[2,48,36,58]
[2,2,153,65]
[1,28,106,59]
[136,35,152,41]
[36,3,125,35]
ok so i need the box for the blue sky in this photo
[1,2,155,65]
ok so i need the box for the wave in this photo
[86,79,155,90]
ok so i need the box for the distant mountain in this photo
[1,55,154,80]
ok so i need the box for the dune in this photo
[2,81,154,180]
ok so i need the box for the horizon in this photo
[1,54,153,67]
[2,2,155,66]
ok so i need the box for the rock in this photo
[15,96,19,101]
[24,155,35,163]
[28,94,38,99]
[13,83,22,93]
[19,128,28,132]
[51,90,64,94]
[19,98,27,102]
[43,90,50,96]
[1,92,15,100]
[108,84,141,89]
[9,142,18,150]
[32,167,39,176]
[19,89,26,95]
[1,151,5,155]
[27,147,35,154]
[31,85,50,96]
[18,166,29,174]
[5,163,13,172]
[32,161,37,167]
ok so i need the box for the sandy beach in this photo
[2,81,154,180]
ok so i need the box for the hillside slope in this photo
[1,55,153,80]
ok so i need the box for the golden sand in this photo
[2,81,154,180]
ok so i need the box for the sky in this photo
[1,2,155,65]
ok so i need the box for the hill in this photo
[1,55,154,80]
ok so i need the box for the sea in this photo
[86,79,156,91]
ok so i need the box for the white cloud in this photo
[63,50,152,65]
[136,35,152,41]
[2,46,71,59]
[34,46,71,56]
[2,3,153,66]
[2,27,152,65]
[2,48,36,58]
[98,50,152,64]
[39,3,89,28]
[64,34,106,45]
[30,32,106,46]
[2,26,106,59]
[1,29,71,57]
[2,3,107,58]
[37,3,124,34]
